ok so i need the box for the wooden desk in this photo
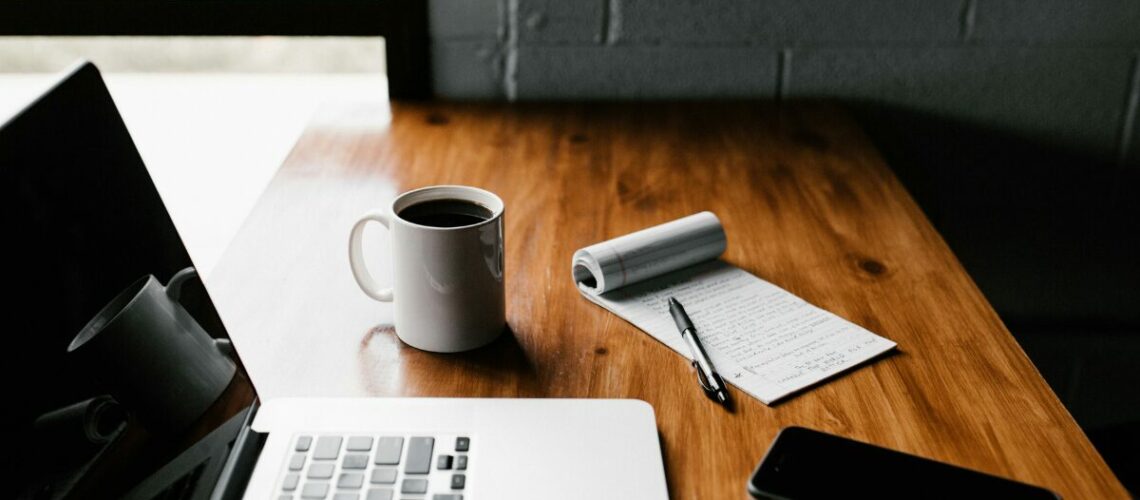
[209,102,1127,498]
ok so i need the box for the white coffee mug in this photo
[348,185,505,352]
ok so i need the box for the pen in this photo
[667,297,731,407]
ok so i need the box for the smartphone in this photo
[748,427,1059,499]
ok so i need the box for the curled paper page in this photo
[572,211,897,405]
[572,211,727,295]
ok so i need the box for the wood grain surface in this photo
[208,101,1127,498]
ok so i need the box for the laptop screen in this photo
[1,63,257,499]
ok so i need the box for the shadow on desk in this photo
[358,324,540,397]
[850,103,1140,492]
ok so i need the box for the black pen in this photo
[667,297,731,407]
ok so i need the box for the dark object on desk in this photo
[747,427,1059,499]
[668,297,731,407]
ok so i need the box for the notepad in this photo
[572,212,897,405]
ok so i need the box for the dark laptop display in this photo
[2,63,257,499]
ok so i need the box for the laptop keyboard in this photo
[278,433,470,500]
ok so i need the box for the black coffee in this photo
[398,198,493,227]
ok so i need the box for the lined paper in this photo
[574,214,896,404]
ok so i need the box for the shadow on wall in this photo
[850,103,1139,327]
[848,103,1140,491]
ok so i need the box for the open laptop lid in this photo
[2,62,259,499]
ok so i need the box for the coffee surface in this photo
[398,198,493,228]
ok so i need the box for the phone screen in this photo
[748,427,1059,499]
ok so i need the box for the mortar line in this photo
[606,0,622,46]
[775,48,792,100]
[600,0,612,45]
[960,0,978,42]
[504,0,519,101]
[1116,52,1140,171]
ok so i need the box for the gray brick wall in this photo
[614,0,964,44]
[785,48,1135,157]
[517,0,604,44]
[427,0,1140,166]
[515,46,778,99]
[972,0,1140,44]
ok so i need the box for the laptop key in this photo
[366,489,394,500]
[333,494,358,500]
[296,436,313,452]
[308,463,335,479]
[370,468,397,484]
[436,454,453,470]
[338,473,365,489]
[282,473,300,491]
[450,474,465,490]
[374,437,404,465]
[301,482,329,499]
[433,495,463,500]
[454,437,469,452]
[346,436,374,451]
[401,479,428,494]
[405,437,434,474]
[290,453,307,470]
[313,436,343,460]
[455,456,467,470]
[342,453,369,469]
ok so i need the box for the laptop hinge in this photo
[211,400,266,500]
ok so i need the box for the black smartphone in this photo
[748,427,1059,499]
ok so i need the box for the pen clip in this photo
[691,360,715,394]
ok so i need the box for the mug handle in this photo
[348,209,395,302]
[165,267,198,302]
[164,267,236,361]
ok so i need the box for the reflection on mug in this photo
[67,267,236,435]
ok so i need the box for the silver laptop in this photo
[3,61,668,500]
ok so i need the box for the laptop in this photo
[3,61,668,500]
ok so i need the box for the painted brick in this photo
[1128,55,1140,168]
[785,48,1134,159]
[514,46,777,99]
[517,0,605,44]
[431,41,505,99]
[616,0,964,45]
[973,0,1140,44]
[1127,108,1140,168]
[429,0,504,39]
